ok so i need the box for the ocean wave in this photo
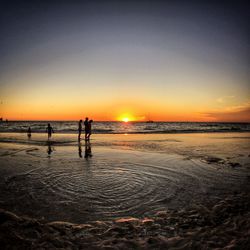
[0,129,250,135]
[0,121,249,134]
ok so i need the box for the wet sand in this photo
[0,132,249,249]
[1,191,249,249]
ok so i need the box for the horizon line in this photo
[1,120,250,123]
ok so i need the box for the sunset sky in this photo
[0,0,249,122]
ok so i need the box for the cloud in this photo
[200,101,250,122]
[216,96,235,104]
[136,115,146,121]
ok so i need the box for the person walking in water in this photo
[78,119,83,141]
[27,127,31,138]
[46,123,54,140]
[84,117,89,140]
[86,120,93,140]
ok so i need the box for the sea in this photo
[0,121,249,134]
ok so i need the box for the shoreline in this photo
[1,130,250,135]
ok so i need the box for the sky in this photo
[0,0,249,121]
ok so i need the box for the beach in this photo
[0,132,250,249]
[1,0,249,248]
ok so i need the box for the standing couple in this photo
[78,117,93,141]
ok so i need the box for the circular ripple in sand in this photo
[22,150,246,222]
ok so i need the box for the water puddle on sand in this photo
[0,140,248,223]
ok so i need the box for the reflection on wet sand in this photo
[47,141,54,157]
[78,142,82,158]
[78,141,93,159]
[0,132,249,224]
[84,141,92,159]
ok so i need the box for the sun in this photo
[122,117,129,123]
[117,113,135,122]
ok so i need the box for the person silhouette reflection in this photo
[78,142,82,158]
[84,141,92,159]
[47,142,53,157]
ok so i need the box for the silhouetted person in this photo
[78,119,83,141]
[78,142,82,158]
[84,141,92,159]
[84,117,89,140]
[46,123,54,140]
[86,120,93,140]
[27,127,31,138]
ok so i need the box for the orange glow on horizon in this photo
[1,100,250,122]
[2,110,250,122]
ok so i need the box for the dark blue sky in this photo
[1,0,249,73]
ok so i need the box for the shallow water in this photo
[0,133,249,223]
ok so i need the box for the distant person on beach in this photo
[27,127,31,138]
[78,119,83,141]
[84,117,89,140]
[46,123,54,139]
[86,120,93,140]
